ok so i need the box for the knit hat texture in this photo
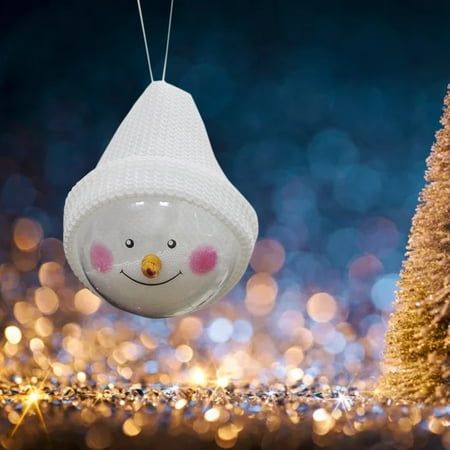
[64,81,258,290]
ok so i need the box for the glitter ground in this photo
[0,380,448,450]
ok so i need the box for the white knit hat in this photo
[64,81,258,293]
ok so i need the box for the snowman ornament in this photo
[63,81,258,317]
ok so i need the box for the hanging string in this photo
[136,0,153,82]
[136,0,175,82]
[162,0,174,81]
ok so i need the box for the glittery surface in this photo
[0,379,449,449]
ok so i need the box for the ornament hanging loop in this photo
[136,0,175,83]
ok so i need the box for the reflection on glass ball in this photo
[76,197,240,318]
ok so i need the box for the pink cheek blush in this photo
[189,246,218,274]
[90,243,113,273]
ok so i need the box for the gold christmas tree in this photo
[378,87,450,404]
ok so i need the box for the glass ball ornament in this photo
[77,197,240,317]
[64,81,258,318]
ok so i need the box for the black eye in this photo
[167,239,176,249]
[125,239,134,248]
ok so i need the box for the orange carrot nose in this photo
[141,254,162,278]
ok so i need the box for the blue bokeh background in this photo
[1,0,450,381]
[2,0,450,239]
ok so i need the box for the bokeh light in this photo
[13,218,43,252]
[4,325,22,344]
[74,289,101,315]
[306,293,337,323]
[175,344,193,362]
[371,274,398,312]
[250,239,285,274]
[245,273,278,316]
[34,287,59,315]
[208,318,233,343]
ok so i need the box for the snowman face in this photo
[76,197,240,317]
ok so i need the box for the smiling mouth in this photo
[120,269,182,286]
